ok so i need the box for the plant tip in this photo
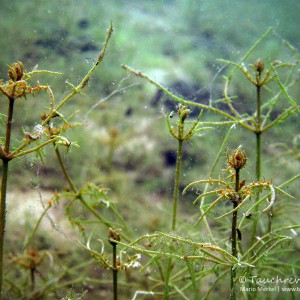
[254,58,265,73]
[8,61,24,81]
[227,147,247,171]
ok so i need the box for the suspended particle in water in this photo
[245,212,253,219]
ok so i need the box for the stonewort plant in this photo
[183,147,283,299]
[81,109,296,300]
[84,141,295,299]
[117,28,300,299]
[0,23,299,300]
[0,23,113,298]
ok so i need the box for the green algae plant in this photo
[0,24,113,298]
[118,28,299,299]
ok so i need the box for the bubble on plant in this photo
[290,229,298,236]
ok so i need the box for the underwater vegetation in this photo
[0,6,300,300]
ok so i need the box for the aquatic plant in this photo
[1,21,299,299]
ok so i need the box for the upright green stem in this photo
[255,132,261,181]
[255,75,262,182]
[0,97,15,297]
[108,228,120,300]
[228,148,247,300]
[251,78,263,244]
[112,242,118,300]
[4,99,15,153]
[164,138,183,299]
[231,168,240,300]
[232,169,240,257]
[230,206,238,300]
[172,139,183,231]
[164,109,187,299]
[255,79,262,181]
[231,204,238,258]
